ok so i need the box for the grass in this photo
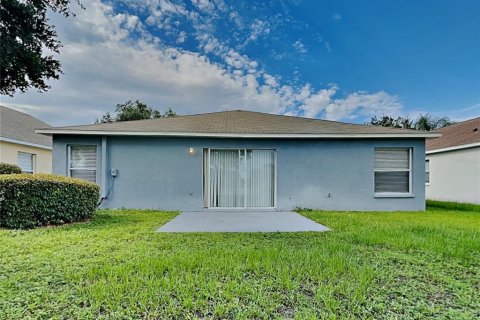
[0,204,479,319]
[426,199,480,212]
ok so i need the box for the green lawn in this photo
[1,203,479,319]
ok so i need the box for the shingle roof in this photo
[37,110,439,138]
[426,117,480,151]
[1,106,52,147]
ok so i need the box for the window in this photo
[17,152,34,173]
[374,148,411,194]
[69,145,97,183]
[425,159,430,184]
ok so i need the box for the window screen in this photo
[18,152,34,173]
[69,146,97,183]
[374,148,411,193]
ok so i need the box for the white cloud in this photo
[324,41,332,53]
[191,0,216,13]
[2,0,406,127]
[176,30,187,43]
[293,40,307,53]
[247,19,270,42]
[263,74,278,88]
[140,0,188,34]
[300,85,338,118]
[152,0,187,16]
[1,0,291,124]
[297,86,403,120]
[332,13,341,21]
[324,91,403,120]
[433,103,480,122]
[228,11,243,28]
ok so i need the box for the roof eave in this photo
[35,129,441,139]
[426,142,480,154]
[0,136,52,149]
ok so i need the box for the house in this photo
[0,106,52,173]
[36,110,439,211]
[426,118,480,204]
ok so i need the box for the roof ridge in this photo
[51,109,419,133]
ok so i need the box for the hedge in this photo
[0,174,100,229]
[0,163,22,174]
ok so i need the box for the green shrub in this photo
[0,163,22,174]
[0,174,100,229]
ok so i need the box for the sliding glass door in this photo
[204,149,276,208]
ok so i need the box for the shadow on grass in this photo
[63,210,179,232]
[427,200,480,212]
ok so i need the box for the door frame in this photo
[203,148,277,209]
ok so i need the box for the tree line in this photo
[369,114,454,131]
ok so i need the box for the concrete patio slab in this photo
[157,211,330,233]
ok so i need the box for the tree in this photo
[97,112,114,124]
[415,114,454,131]
[163,107,178,118]
[1,0,82,96]
[96,100,177,123]
[370,113,455,131]
[370,115,414,129]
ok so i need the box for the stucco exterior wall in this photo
[52,135,426,211]
[0,141,52,173]
[426,147,480,204]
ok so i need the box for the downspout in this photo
[98,136,115,207]
[101,136,107,198]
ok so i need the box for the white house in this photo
[426,117,480,204]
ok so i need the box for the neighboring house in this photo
[0,106,52,173]
[425,118,480,204]
[37,110,439,211]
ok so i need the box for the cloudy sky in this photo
[2,0,479,126]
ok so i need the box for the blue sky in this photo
[2,0,479,125]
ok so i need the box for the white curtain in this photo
[247,150,275,207]
[374,148,409,170]
[209,149,245,207]
[70,146,97,183]
[208,149,275,208]
[374,148,410,193]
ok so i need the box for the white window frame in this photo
[374,147,413,197]
[425,159,430,185]
[68,145,97,183]
[203,148,277,209]
[17,152,35,174]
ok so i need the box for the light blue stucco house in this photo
[37,110,439,211]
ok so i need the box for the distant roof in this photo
[37,110,439,139]
[426,117,480,152]
[1,105,52,148]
